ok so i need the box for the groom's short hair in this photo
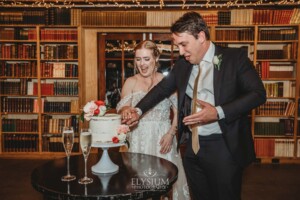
[170,11,210,40]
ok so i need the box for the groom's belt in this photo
[198,133,223,141]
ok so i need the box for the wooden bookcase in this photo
[211,24,300,163]
[0,25,81,158]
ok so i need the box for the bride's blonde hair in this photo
[134,40,160,72]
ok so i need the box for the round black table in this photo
[31,152,178,200]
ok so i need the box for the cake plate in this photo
[91,142,125,174]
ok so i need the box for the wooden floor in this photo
[0,157,300,200]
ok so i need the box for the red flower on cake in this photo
[112,137,119,143]
[80,100,110,122]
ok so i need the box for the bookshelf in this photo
[209,24,300,163]
[253,25,299,161]
[0,25,81,158]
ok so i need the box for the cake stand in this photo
[91,142,125,174]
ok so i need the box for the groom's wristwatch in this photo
[135,108,143,116]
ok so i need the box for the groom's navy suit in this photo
[136,45,266,198]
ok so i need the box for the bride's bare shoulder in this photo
[156,72,165,81]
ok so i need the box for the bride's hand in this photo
[121,107,140,127]
[159,133,174,154]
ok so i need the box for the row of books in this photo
[255,101,295,116]
[252,9,299,25]
[254,138,294,157]
[83,11,146,26]
[40,29,78,41]
[41,115,79,134]
[0,8,71,25]
[217,11,231,25]
[1,98,34,113]
[41,62,78,78]
[230,9,299,25]
[70,9,82,26]
[0,28,37,40]
[0,115,78,133]
[40,45,78,60]
[43,100,79,113]
[32,99,79,114]
[32,82,79,96]
[0,79,29,95]
[215,29,254,41]
[1,98,79,114]
[0,79,79,96]
[281,43,298,60]
[256,50,283,60]
[0,61,78,78]
[0,61,37,77]
[258,29,297,41]
[43,102,72,113]
[44,8,71,25]
[264,81,295,98]
[0,44,37,59]
[0,28,78,41]
[3,134,38,152]
[2,119,38,132]
[255,61,294,79]
[42,135,79,152]
[254,118,294,136]
[256,45,296,60]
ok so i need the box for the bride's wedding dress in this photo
[117,91,190,200]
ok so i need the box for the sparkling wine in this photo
[63,130,74,156]
[80,132,92,157]
[61,127,76,181]
[78,129,93,184]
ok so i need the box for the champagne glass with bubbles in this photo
[61,126,76,181]
[78,128,93,184]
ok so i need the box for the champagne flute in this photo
[61,126,76,181]
[78,128,93,184]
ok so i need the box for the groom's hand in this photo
[121,107,140,127]
[183,100,218,125]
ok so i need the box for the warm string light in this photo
[0,0,299,8]
[105,41,175,53]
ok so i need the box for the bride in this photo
[117,40,190,200]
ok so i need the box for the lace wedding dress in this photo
[117,91,190,200]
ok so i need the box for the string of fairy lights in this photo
[0,0,299,9]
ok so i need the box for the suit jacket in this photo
[136,45,266,168]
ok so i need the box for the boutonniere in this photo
[213,54,223,71]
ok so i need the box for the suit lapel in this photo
[213,45,223,106]
[178,63,193,109]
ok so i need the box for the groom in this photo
[121,12,266,200]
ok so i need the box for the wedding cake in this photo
[89,114,121,143]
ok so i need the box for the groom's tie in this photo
[191,65,201,154]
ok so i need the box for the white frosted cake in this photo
[89,114,121,143]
